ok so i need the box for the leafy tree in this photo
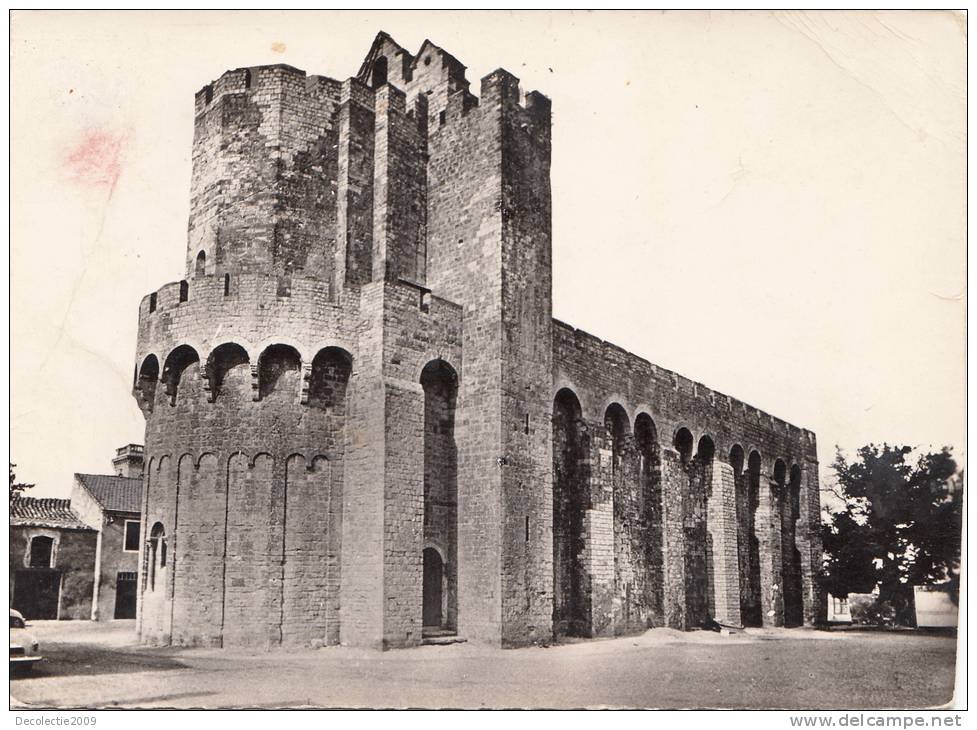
[9,463,34,501]
[820,444,961,626]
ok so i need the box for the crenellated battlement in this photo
[194,64,342,116]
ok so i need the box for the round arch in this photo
[257,344,302,401]
[696,434,716,463]
[205,342,250,401]
[161,345,201,405]
[729,444,746,475]
[673,427,694,463]
[194,250,207,277]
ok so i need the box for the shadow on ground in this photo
[12,643,189,680]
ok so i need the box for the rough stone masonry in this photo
[132,32,823,650]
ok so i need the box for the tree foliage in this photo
[9,463,34,501]
[820,444,961,625]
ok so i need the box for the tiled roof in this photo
[75,473,143,514]
[9,496,94,531]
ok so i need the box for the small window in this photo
[179,280,189,303]
[148,522,166,591]
[439,110,446,126]
[123,520,141,552]
[195,250,206,278]
[149,293,157,313]
[29,536,54,569]
[223,273,231,296]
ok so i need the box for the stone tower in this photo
[133,32,822,651]
[112,444,145,478]
[133,33,554,649]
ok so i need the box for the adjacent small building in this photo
[9,445,145,622]
[9,497,97,620]
[913,585,958,629]
[71,445,145,620]
[826,593,852,624]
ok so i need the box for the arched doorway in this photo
[421,359,458,634]
[422,547,444,629]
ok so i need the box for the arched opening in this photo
[194,251,206,278]
[696,435,715,463]
[136,354,160,412]
[605,403,640,633]
[674,427,694,463]
[308,347,352,412]
[731,444,750,625]
[789,465,802,522]
[773,459,787,490]
[604,404,629,469]
[553,388,590,638]
[29,535,54,569]
[148,522,166,592]
[740,450,763,626]
[161,345,200,406]
[205,343,250,402]
[370,56,388,88]
[686,434,715,626]
[421,359,458,634]
[771,458,787,626]
[783,464,804,627]
[635,413,664,626]
[258,344,301,401]
[422,547,444,629]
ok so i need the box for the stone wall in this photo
[551,320,822,632]
[9,526,97,620]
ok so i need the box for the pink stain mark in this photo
[62,128,127,192]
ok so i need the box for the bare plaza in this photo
[10,620,959,710]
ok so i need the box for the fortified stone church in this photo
[133,32,823,649]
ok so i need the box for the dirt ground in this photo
[9,620,960,709]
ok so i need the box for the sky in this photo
[10,10,966,498]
